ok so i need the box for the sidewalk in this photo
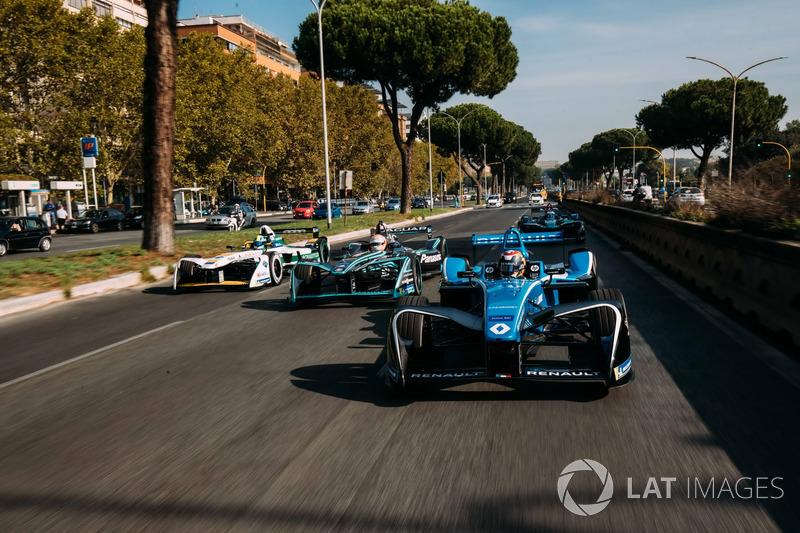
[0,207,475,317]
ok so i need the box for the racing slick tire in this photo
[387,295,430,393]
[405,255,423,295]
[588,288,627,336]
[294,263,315,284]
[267,253,283,286]
[316,237,330,263]
[395,295,429,349]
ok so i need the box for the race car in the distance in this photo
[173,225,329,290]
[384,227,633,392]
[290,222,448,303]
[517,204,586,243]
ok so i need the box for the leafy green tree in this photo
[637,78,786,188]
[0,0,92,177]
[294,0,518,213]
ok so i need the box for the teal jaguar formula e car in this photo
[290,222,448,303]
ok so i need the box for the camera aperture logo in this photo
[558,459,614,516]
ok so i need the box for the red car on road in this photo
[293,201,319,219]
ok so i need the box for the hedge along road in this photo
[0,203,797,531]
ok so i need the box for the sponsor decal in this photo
[495,374,511,378]
[614,356,632,381]
[421,253,442,264]
[558,459,614,516]
[409,371,485,379]
[526,370,602,377]
[489,323,511,335]
[489,315,514,321]
[403,284,415,293]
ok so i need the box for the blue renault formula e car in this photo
[384,227,632,392]
[290,222,448,303]
[517,204,586,243]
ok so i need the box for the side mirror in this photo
[457,271,475,279]
[544,263,565,275]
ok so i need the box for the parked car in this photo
[0,216,52,256]
[293,201,319,219]
[205,204,257,230]
[65,208,126,233]
[411,197,432,209]
[385,198,401,211]
[668,187,706,206]
[265,201,290,212]
[313,203,342,220]
[123,206,145,229]
[352,200,375,215]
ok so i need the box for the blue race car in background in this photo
[517,204,585,243]
[384,227,632,392]
[290,222,448,303]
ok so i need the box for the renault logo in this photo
[489,323,511,335]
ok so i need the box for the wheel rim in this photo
[0,242,7,256]
[41,239,51,251]
[91,223,99,233]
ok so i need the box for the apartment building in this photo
[63,0,147,29]
[177,15,301,81]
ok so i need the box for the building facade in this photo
[177,15,301,81]
[63,0,147,29]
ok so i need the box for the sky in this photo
[177,0,800,164]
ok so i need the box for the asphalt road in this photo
[0,212,296,262]
[0,204,797,531]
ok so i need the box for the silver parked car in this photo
[205,204,257,230]
[352,200,375,215]
[668,187,706,206]
[385,198,401,211]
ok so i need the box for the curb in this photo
[0,209,473,317]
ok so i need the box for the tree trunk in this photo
[399,141,413,214]
[141,0,178,254]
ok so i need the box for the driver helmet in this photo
[253,235,267,249]
[370,234,388,252]
[498,250,526,278]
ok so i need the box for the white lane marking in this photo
[0,321,184,391]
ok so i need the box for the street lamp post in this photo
[687,56,787,187]
[427,108,434,211]
[439,105,485,208]
[625,129,643,188]
[310,0,333,228]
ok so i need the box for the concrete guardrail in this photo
[563,199,800,347]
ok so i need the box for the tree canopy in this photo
[636,78,786,187]
[293,0,518,212]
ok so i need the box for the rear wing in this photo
[471,228,562,263]
[277,227,320,238]
[372,225,432,238]
[472,232,561,246]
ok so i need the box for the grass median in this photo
[0,207,455,301]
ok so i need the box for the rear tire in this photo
[39,237,51,252]
[0,241,7,256]
[268,253,283,285]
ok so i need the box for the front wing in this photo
[290,255,419,302]
[385,300,633,389]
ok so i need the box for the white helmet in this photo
[370,234,388,252]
